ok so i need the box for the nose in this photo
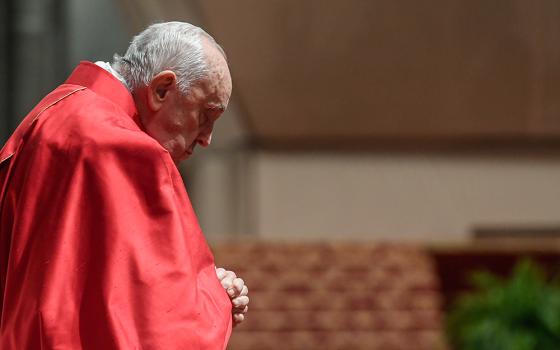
[196,132,212,148]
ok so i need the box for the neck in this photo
[132,89,150,131]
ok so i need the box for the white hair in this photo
[113,21,226,94]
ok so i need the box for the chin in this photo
[175,150,192,163]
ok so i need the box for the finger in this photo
[215,267,227,280]
[232,278,245,294]
[232,305,248,314]
[239,285,248,297]
[232,295,249,308]
[232,303,248,313]
[221,271,237,290]
[233,313,244,324]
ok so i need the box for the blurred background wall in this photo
[2,0,560,245]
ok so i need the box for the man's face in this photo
[163,69,232,163]
[142,47,232,164]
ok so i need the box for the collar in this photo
[94,61,130,90]
[65,61,139,125]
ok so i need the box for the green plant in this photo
[446,260,560,350]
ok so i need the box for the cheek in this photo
[162,139,182,155]
[181,125,200,148]
[184,113,203,136]
[185,114,199,129]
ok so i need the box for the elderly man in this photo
[0,22,248,349]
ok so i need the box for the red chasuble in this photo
[0,62,232,349]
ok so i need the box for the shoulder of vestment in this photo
[30,84,167,163]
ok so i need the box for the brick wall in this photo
[213,243,447,350]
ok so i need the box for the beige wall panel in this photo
[251,152,560,242]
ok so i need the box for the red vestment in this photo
[0,62,232,349]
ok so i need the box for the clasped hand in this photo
[215,267,249,326]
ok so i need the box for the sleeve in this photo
[1,129,232,349]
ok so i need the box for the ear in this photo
[147,70,177,111]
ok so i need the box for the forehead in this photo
[200,57,232,104]
[208,65,232,96]
[193,69,230,108]
[181,72,230,112]
[203,38,232,84]
[181,38,232,107]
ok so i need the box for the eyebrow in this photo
[207,104,226,112]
